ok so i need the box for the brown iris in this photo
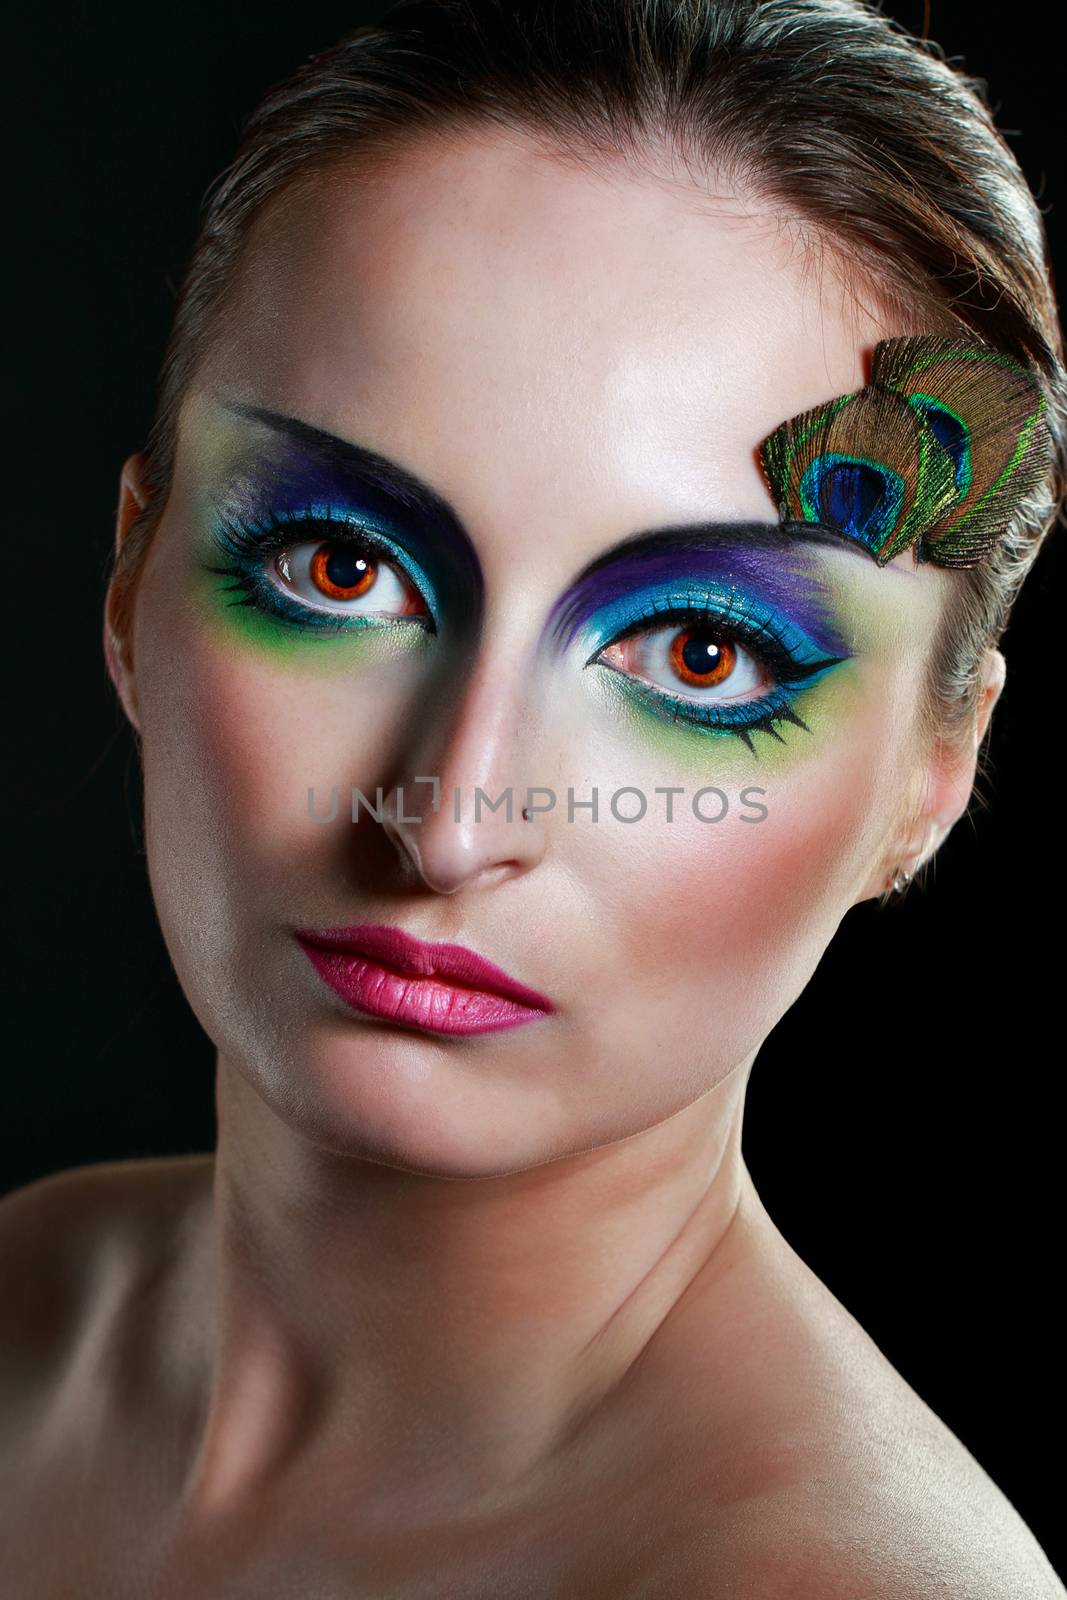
[668,627,736,689]
[308,543,378,601]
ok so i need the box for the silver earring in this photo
[889,865,913,895]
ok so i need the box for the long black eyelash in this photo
[204,562,268,609]
[736,702,812,751]
[599,658,815,752]
[604,664,815,752]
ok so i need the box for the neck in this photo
[179,1049,754,1527]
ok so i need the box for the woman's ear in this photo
[103,452,151,736]
[858,647,1007,902]
[974,646,1007,747]
[911,648,1007,870]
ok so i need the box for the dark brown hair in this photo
[109,0,1065,819]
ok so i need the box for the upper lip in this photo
[294,922,556,1012]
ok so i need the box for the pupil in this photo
[681,632,723,678]
[324,546,370,589]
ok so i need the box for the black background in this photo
[4,1,1063,1574]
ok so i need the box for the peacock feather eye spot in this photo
[799,454,904,554]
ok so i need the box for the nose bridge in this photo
[382,632,548,894]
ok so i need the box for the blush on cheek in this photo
[606,724,899,1065]
[145,617,426,881]
[141,640,303,873]
[137,615,436,1039]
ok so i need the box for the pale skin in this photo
[2,126,1061,1599]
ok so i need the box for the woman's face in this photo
[112,130,960,1171]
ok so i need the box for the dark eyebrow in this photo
[220,399,468,533]
[560,518,865,586]
[219,398,866,583]
[542,519,859,656]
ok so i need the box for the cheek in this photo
[565,671,911,1074]
[134,584,431,929]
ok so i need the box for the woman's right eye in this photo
[268,539,431,622]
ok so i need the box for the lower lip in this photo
[295,939,553,1036]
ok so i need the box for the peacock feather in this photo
[758,334,1051,568]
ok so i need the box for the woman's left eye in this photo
[597,621,768,705]
[587,603,846,746]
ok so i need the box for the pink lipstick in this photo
[294,922,556,1036]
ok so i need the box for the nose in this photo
[380,648,548,895]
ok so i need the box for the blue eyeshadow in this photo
[544,532,852,662]
[207,413,483,634]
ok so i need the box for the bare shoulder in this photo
[0,1154,213,1416]
[671,1193,1066,1599]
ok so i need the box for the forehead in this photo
[195,126,909,536]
